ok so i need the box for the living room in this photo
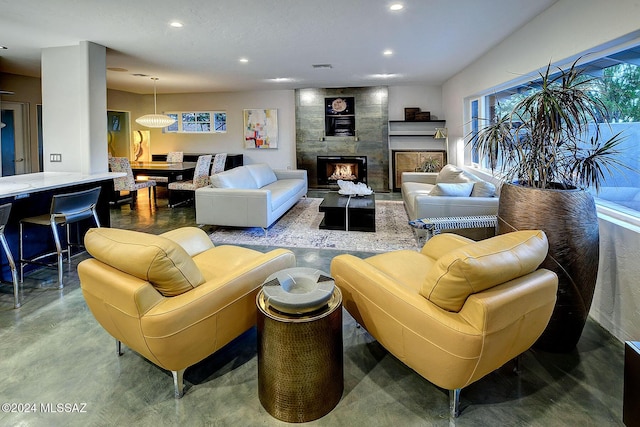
[1,0,640,425]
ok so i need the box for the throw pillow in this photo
[420,230,549,312]
[429,182,474,197]
[84,228,205,297]
[436,164,476,184]
[471,180,496,197]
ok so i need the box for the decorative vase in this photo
[497,182,599,353]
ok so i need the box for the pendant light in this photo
[135,78,176,128]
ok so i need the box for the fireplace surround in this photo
[317,156,367,186]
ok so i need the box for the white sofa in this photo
[195,163,307,231]
[402,164,499,220]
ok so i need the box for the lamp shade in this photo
[434,128,448,139]
[135,114,175,128]
[135,78,175,128]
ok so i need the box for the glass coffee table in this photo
[318,192,375,232]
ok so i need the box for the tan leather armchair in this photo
[330,230,558,417]
[78,226,295,398]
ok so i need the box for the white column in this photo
[41,41,107,174]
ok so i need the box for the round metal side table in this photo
[257,285,343,423]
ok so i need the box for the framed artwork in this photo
[244,109,278,149]
[325,96,355,137]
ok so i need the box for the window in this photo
[469,45,640,217]
[164,111,226,133]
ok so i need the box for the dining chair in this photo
[143,151,184,185]
[109,157,157,208]
[168,154,212,207]
[19,186,102,289]
[0,203,21,308]
[211,153,227,174]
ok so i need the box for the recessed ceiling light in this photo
[107,67,128,72]
[270,77,293,82]
[169,21,183,28]
[370,73,398,79]
[0,46,7,50]
[239,58,249,63]
[383,50,393,56]
[390,4,403,11]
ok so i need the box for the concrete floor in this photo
[0,190,626,426]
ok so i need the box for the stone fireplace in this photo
[295,87,389,191]
[317,156,367,186]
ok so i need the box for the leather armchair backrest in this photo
[84,228,205,297]
[421,230,549,312]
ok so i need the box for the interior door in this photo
[0,101,29,176]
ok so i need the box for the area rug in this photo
[209,198,420,253]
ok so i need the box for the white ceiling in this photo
[0,0,558,94]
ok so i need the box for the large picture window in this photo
[469,45,640,217]
[164,111,226,133]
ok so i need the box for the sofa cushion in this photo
[420,230,549,312]
[266,179,306,209]
[210,166,258,189]
[246,163,278,188]
[429,182,475,197]
[471,181,497,197]
[84,228,205,297]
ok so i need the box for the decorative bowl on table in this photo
[261,267,335,315]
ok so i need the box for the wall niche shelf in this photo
[388,120,446,190]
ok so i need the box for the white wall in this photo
[441,0,640,343]
[42,41,107,174]
[125,90,296,170]
[388,85,443,121]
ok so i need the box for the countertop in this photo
[0,172,123,199]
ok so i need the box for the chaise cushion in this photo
[420,230,549,312]
[84,228,205,297]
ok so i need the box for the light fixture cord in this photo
[153,78,158,115]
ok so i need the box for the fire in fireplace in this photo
[317,156,367,186]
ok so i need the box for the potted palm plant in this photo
[472,59,630,352]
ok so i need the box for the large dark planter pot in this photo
[497,182,599,353]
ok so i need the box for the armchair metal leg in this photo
[513,354,522,374]
[116,339,123,356]
[449,388,461,418]
[172,369,186,398]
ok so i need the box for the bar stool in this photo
[0,203,21,308]
[19,187,102,289]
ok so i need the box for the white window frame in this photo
[164,111,227,133]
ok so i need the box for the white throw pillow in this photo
[429,182,475,197]
[471,181,496,197]
[436,165,473,183]
[246,163,278,188]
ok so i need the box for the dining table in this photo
[129,161,197,184]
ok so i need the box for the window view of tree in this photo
[479,50,640,217]
[163,111,226,133]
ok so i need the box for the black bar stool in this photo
[19,187,102,289]
[0,203,20,308]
